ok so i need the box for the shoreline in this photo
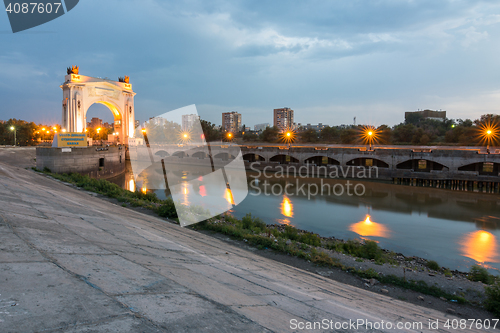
[30,167,500,319]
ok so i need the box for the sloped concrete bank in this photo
[0,148,496,332]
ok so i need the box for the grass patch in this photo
[484,283,500,317]
[426,260,440,271]
[468,265,496,285]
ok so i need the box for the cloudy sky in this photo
[1,0,500,128]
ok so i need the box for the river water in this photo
[109,162,500,274]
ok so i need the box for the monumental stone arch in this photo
[60,67,136,143]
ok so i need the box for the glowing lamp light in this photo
[349,215,390,238]
[460,230,499,264]
[52,127,57,130]
[281,196,293,218]
[368,131,373,136]
[487,130,492,135]
[62,129,67,133]
[42,127,46,131]
[46,131,50,134]
[10,126,14,131]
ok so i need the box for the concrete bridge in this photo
[127,143,500,185]
[239,145,500,185]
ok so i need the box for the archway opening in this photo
[347,158,389,168]
[243,153,265,162]
[396,159,447,172]
[85,102,123,144]
[270,154,299,164]
[304,156,340,166]
[459,162,500,175]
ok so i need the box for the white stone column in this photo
[68,87,73,132]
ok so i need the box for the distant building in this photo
[89,117,103,129]
[134,120,140,129]
[222,111,242,133]
[149,117,168,127]
[254,123,270,132]
[405,109,446,122]
[0,120,5,124]
[103,122,113,129]
[182,114,199,131]
[274,107,294,131]
[302,123,327,132]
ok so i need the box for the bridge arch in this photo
[243,153,265,162]
[154,150,169,158]
[172,151,186,158]
[192,151,207,159]
[458,162,500,175]
[396,159,447,172]
[304,155,340,165]
[347,157,389,168]
[270,154,299,164]
[214,152,236,161]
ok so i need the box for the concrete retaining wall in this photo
[36,146,126,179]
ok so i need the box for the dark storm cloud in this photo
[1,0,500,126]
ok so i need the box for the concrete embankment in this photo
[0,148,491,332]
[36,146,126,179]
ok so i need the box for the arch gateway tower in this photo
[60,66,136,143]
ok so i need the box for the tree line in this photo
[234,114,500,146]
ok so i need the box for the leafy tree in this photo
[340,128,357,144]
[200,119,221,142]
[260,126,279,142]
[320,126,338,142]
[392,123,415,144]
[377,125,392,144]
[300,128,319,143]
[405,113,423,125]
[242,132,259,141]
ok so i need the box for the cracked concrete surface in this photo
[0,152,493,332]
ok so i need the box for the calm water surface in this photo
[109,163,500,274]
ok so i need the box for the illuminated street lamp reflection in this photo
[460,230,499,264]
[225,188,235,205]
[281,196,293,218]
[349,215,390,238]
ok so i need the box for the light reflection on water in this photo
[460,230,499,266]
[349,215,390,239]
[108,163,500,273]
[281,196,293,218]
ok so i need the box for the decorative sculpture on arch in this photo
[67,65,79,75]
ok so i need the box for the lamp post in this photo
[486,129,492,153]
[286,131,292,149]
[10,126,16,147]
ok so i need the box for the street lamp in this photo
[10,126,16,147]
[486,129,492,153]
[285,131,293,148]
[360,126,377,151]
